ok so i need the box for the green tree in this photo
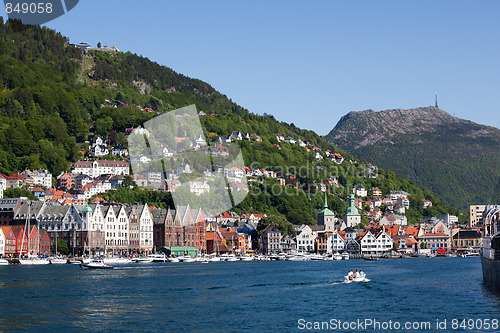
[4,187,37,200]
[97,42,102,48]
[122,175,137,189]
[257,215,294,236]
[56,239,69,255]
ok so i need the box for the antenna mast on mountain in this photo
[435,93,438,108]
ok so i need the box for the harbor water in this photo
[0,257,499,332]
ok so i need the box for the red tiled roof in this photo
[7,173,22,180]
[405,227,419,237]
[405,238,418,245]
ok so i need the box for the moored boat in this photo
[149,254,168,262]
[179,255,195,263]
[132,256,153,263]
[50,258,67,265]
[32,258,50,265]
[80,259,113,269]
[341,253,349,260]
[0,259,9,266]
[333,253,342,260]
[287,253,309,261]
[103,257,132,264]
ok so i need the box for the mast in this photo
[20,203,27,258]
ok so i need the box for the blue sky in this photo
[2,0,500,134]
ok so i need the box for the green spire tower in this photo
[318,191,335,228]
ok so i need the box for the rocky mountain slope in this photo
[326,107,500,209]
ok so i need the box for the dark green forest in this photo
[0,19,465,224]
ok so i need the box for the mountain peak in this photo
[325,106,500,209]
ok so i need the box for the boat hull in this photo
[481,255,500,289]
[80,263,113,269]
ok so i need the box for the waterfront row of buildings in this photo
[257,196,481,255]
[0,194,485,258]
[0,197,257,257]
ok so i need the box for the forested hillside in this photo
[0,19,465,224]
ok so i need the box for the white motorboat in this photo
[207,256,221,262]
[32,258,50,265]
[226,255,238,262]
[149,254,168,262]
[80,259,113,269]
[103,257,132,264]
[240,255,253,261]
[333,253,342,260]
[132,256,153,263]
[69,259,82,265]
[50,258,67,265]
[309,254,325,261]
[462,251,480,257]
[344,275,370,283]
[168,256,180,262]
[287,253,309,261]
[342,253,349,260]
[179,255,195,263]
[0,259,9,266]
[20,258,50,265]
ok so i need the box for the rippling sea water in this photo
[0,257,499,332]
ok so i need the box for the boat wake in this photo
[327,280,344,285]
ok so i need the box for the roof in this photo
[405,226,419,237]
[318,208,335,216]
[405,238,418,245]
[452,230,481,239]
[7,173,22,180]
[262,224,280,234]
[421,232,448,237]
[310,225,325,231]
[318,192,335,216]
[382,225,400,237]
[345,194,360,216]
